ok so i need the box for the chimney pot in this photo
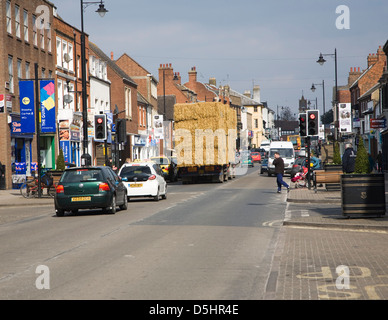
[111,51,114,60]
[350,67,353,72]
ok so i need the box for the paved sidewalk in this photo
[264,173,388,300]
[0,189,54,207]
[285,174,388,231]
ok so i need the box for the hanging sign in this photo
[19,81,36,134]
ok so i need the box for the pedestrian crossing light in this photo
[307,110,319,136]
[299,113,307,137]
[94,114,107,140]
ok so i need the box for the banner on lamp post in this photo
[19,81,36,134]
[40,80,56,133]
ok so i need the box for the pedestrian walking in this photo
[273,152,289,193]
[342,143,356,173]
[376,151,383,172]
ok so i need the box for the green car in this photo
[242,155,254,167]
[54,166,128,217]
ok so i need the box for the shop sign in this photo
[134,135,147,146]
[339,103,352,132]
[59,140,71,163]
[370,118,386,129]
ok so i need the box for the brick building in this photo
[183,66,217,102]
[54,13,90,167]
[89,42,138,167]
[115,53,159,159]
[349,45,387,156]
[1,0,55,189]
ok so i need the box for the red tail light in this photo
[148,175,156,180]
[99,182,110,192]
[56,185,64,194]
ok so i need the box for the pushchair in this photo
[291,166,308,188]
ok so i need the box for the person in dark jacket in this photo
[342,143,356,173]
[273,152,290,193]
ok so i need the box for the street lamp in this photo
[317,48,338,140]
[80,0,108,166]
[311,80,326,115]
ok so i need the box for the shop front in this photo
[10,115,33,189]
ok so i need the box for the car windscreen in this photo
[269,148,294,158]
[61,169,103,183]
[119,166,152,178]
[151,158,169,165]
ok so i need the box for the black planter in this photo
[341,173,386,217]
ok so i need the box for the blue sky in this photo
[54,0,388,116]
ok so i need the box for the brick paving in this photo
[264,173,388,300]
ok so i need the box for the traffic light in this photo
[307,110,319,136]
[94,114,107,140]
[298,113,307,137]
[116,118,127,143]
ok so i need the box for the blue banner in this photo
[60,140,71,163]
[40,80,56,133]
[19,81,35,133]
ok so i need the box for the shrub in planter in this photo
[56,148,66,171]
[341,136,385,217]
[354,137,370,174]
[332,141,342,165]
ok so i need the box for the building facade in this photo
[1,0,55,189]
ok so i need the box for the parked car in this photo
[242,155,254,167]
[290,156,307,179]
[54,166,128,217]
[118,162,167,201]
[251,151,261,163]
[290,156,322,178]
[260,158,268,174]
[150,156,171,179]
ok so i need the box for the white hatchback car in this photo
[118,162,167,201]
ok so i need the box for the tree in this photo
[321,109,333,125]
[280,106,296,121]
[332,141,342,165]
[56,148,66,171]
[354,136,370,174]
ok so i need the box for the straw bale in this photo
[174,102,237,166]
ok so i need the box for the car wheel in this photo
[154,189,160,201]
[71,209,78,215]
[106,195,116,214]
[56,208,64,217]
[119,193,128,210]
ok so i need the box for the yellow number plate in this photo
[71,196,91,202]
[130,183,143,188]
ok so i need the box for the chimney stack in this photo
[188,66,197,83]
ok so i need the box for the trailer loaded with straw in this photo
[174,102,237,184]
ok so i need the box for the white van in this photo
[267,141,295,176]
[260,140,271,152]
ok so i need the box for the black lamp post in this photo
[311,80,325,116]
[80,0,108,166]
[317,49,338,140]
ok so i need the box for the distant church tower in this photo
[299,95,307,113]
